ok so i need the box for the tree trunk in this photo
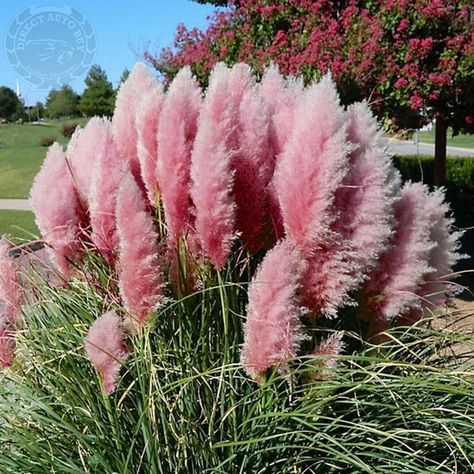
[433,115,447,187]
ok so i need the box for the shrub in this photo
[38,136,56,147]
[0,63,469,471]
[61,121,79,138]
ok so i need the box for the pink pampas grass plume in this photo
[190,63,237,268]
[0,238,22,324]
[116,174,164,329]
[85,311,128,394]
[365,182,434,327]
[137,83,164,206]
[66,117,113,205]
[241,241,306,380]
[292,106,392,317]
[273,76,352,316]
[157,66,201,243]
[0,317,15,368]
[333,102,396,280]
[30,143,84,276]
[418,188,463,308]
[88,118,128,264]
[260,65,304,239]
[233,77,273,251]
[112,63,159,186]
[259,64,304,158]
[309,331,344,380]
[273,75,350,249]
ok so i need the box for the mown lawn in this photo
[418,127,474,149]
[0,118,89,199]
[0,210,38,242]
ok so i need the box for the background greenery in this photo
[0,118,89,199]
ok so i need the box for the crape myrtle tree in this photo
[149,0,474,185]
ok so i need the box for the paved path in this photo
[386,139,474,157]
[0,199,31,211]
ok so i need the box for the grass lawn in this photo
[418,127,474,149]
[0,210,38,242]
[0,117,89,199]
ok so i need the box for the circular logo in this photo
[4,5,96,89]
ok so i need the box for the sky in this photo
[0,0,217,105]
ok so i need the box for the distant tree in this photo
[30,101,45,121]
[0,86,21,121]
[79,65,115,116]
[119,68,131,86]
[46,85,80,118]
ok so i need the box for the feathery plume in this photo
[137,83,164,206]
[418,188,463,308]
[333,102,396,280]
[116,174,164,329]
[190,63,237,268]
[233,79,272,251]
[85,311,128,394]
[259,64,304,158]
[273,76,349,249]
[66,117,113,205]
[365,182,435,327]
[88,119,128,264]
[242,241,305,379]
[112,63,158,186]
[157,67,201,242]
[260,66,304,239]
[30,143,84,276]
[0,238,22,324]
[310,331,344,380]
[273,76,352,316]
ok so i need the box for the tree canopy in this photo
[79,65,115,117]
[0,86,21,121]
[148,0,474,184]
[45,85,80,118]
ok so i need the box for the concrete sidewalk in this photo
[0,199,31,211]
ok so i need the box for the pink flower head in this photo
[157,66,202,243]
[30,143,84,276]
[417,188,463,308]
[365,182,434,326]
[242,240,305,379]
[116,174,164,329]
[233,74,272,251]
[66,117,114,205]
[259,65,304,159]
[335,102,396,279]
[273,75,350,249]
[190,63,237,268]
[310,331,344,379]
[0,316,15,368]
[85,311,128,394]
[88,118,128,264]
[0,238,22,324]
[112,63,159,187]
[136,82,165,206]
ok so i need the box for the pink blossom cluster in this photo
[1,62,461,390]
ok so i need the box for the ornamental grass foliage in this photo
[0,63,472,472]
